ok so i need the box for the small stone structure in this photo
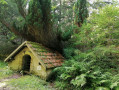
[4,41,64,80]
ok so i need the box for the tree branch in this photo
[0,19,20,36]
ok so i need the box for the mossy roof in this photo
[4,41,64,69]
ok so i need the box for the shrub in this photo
[55,59,119,89]
[0,61,13,79]
[0,40,18,60]
[55,5,119,90]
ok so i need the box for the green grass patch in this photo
[0,61,55,90]
[8,75,54,90]
[0,61,13,79]
[0,61,7,68]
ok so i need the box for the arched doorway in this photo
[22,55,31,72]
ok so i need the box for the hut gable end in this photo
[4,41,64,69]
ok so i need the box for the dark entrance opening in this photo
[22,55,31,72]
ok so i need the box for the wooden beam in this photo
[4,41,27,62]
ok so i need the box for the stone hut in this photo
[4,41,64,79]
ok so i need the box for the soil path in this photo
[0,73,21,90]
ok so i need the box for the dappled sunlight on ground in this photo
[0,82,6,88]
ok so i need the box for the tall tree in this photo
[74,0,88,27]
[52,0,76,30]
[0,0,88,53]
[0,0,62,52]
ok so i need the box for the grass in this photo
[0,61,13,79]
[0,61,7,68]
[8,75,55,90]
[0,61,55,90]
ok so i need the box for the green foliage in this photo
[55,59,119,89]
[74,0,88,27]
[0,40,18,60]
[77,5,119,47]
[0,1,119,89]
[61,27,73,41]
[71,74,86,87]
[63,47,75,59]
[0,61,54,90]
[0,61,13,79]
[0,0,63,52]
[8,75,53,90]
[0,0,7,4]
[60,26,75,58]
[55,5,119,89]
[74,5,119,72]
[0,61,7,68]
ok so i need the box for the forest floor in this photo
[0,73,21,90]
[0,61,55,90]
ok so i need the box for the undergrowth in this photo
[0,61,55,90]
[0,61,13,79]
[54,5,119,90]
[8,75,54,90]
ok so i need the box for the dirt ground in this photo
[0,74,21,90]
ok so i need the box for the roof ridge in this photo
[4,41,27,62]
[4,41,64,69]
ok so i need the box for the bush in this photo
[55,59,119,89]
[0,40,18,60]
[0,61,13,79]
[55,5,119,89]
[73,5,119,72]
